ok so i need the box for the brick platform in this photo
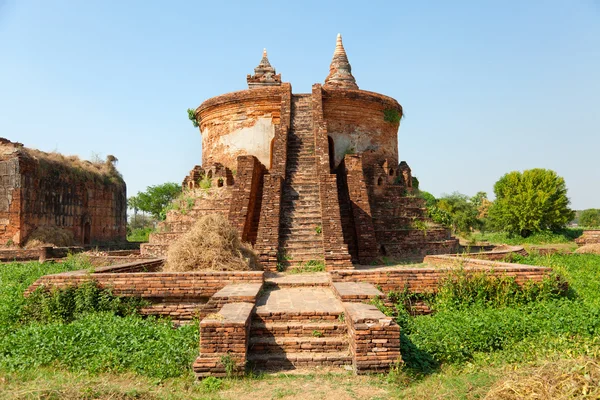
[194,302,254,378]
[344,302,401,374]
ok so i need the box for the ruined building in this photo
[142,35,458,268]
[0,139,127,246]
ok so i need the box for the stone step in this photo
[263,273,331,288]
[247,352,352,369]
[280,241,324,251]
[249,336,348,353]
[250,321,345,337]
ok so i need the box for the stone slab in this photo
[265,272,330,287]
[332,282,382,299]
[201,302,254,325]
[213,283,263,298]
[343,302,392,325]
[256,287,343,315]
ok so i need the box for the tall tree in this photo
[134,182,182,220]
[579,209,600,227]
[488,169,574,237]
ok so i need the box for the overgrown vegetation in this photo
[187,108,199,128]
[126,226,154,242]
[1,253,600,398]
[21,281,148,324]
[375,253,600,371]
[470,228,583,245]
[2,143,125,189]
[383,108,402,123]
[0,256,198,380]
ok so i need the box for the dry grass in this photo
[575,244,600,255]
[484,357,600,399]
[164,214,259,272]
[24,226,75,249]
[0,139,123,186]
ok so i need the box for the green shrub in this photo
[127,227,154,242]
[0,256,198,380]
[383,108,401,123]
[21,281,149,324]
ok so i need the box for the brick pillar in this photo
[344,302,401,374]
[312,84,353,270]
[193,302,254,378]
[254,174,284,271]
[344,155,379,264]
[269,83,292,176]
[228,155,265,243]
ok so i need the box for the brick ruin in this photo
[0,139,127,246]
[141,35,458,268]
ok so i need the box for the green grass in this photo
[0,256,198,380]
[127,227,154,242]
[468,228,583,245]
[1,253,600,398]
[380,253,600,372]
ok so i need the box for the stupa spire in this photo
[247,48,281,89]
[324,34,358,90]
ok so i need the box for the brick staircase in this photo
[371,189,459,258]
[278,95,325,269]
[247,282,352,370]
[140,187,232,257]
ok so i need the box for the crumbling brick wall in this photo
[0,140,127,246]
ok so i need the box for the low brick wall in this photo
[331,258,551,294]
[344,302,401,374]
[194,302,254,378]
[576,230,600,246]
[461,245,528,260]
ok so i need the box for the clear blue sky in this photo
[1,1,598,209]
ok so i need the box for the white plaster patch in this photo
[330,130,377,167]
[218,118,275,167]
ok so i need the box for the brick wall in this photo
[343,155,379,263]
[193,302,254,377]
[255,174,284,271]
[331,259,551,294]
[227,155,265,244]
[26,267,264,299]
[0,146,127,246]
[196,86,284,170]
[344,302,401,374]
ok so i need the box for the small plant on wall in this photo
[383,108,401,123]
[187,108,199,128]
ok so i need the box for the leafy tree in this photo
[437,192,480,235]
[133,183,182,220]
[419,191,437,208]
[579,209,600,227]
[488,169,574,237]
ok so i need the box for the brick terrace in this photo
[26,251,554,377]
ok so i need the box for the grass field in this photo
[1,252,599,399]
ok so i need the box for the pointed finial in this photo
[247,47,282,89]
[324,33,358,90]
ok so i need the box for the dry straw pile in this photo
[575,244,600,255]
[24,227,75,249]
[485,357,600,399]
[164,214,259,272]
